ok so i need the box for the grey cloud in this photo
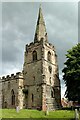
[43,2,77,25]
[2,3,78,65]
[43,3,78,71]
[2,2,78,98]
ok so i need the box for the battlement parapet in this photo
[1,72,23,82]
[2,76,5,79]
[25,39,56,53]
[25,41,41,52]
[6,75,9,78]
[11,74,14,76]
[45,42,55,51]
[25,41,55,53]
[26,42,34,49]
[15,72,23,79]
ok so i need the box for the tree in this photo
[62,43,80,103]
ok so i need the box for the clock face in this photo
[48,65,52,73]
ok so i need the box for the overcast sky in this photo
[1,2,78,98]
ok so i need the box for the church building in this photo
[0,6,61,111]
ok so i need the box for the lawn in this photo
[0,109,79,119]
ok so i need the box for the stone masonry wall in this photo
[1,72,24,109]
[23,41,43,109]
[42,41,61,110]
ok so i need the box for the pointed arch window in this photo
[2,95,4,103]
[4,101,7,108]
[8,81,10,89]
[51,88,54,98]
[47,51,51,62]
[11,89,15,105]
[32,94,34,102]
[32,50,37,61]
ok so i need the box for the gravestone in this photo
[16,106,20,113]
[75,109,79,120]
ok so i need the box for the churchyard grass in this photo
[0,109,77,119]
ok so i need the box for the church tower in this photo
[23,6,61,111]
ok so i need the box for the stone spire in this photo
[34,5,48,42]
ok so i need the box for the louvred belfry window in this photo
[47,51,51,62]
[33,50,37,61]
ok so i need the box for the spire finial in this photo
[39,3,41,9]
[40,3,41,7]
[34,5,48,42]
